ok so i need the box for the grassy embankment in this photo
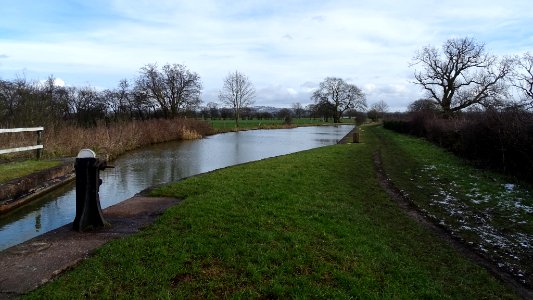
[26,125,520,298]
[0,160,61,184]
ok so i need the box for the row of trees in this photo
[216,72,370,126]
[0,66,370,128]
[0,63,205,127]
[216,37,533,126]
[197,101,374,123]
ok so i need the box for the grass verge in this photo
[367,125,533,287]
[0,160,61,184]
[26,128,517,298]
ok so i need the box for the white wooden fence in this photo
[0,127,44,159]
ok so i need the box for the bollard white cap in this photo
[77,148,96,158]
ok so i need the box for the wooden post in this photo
[36,129,43,160]
[353,128,360,143]
[0,127,44,157]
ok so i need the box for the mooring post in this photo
[73,149,113,232]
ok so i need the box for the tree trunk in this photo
[235,110,240,128]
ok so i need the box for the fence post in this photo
[353,127,360,143]
[36,129,43,160]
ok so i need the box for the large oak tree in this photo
[136,63,202,118]
[512,52,533,107]
[312,77,366,123]
[412,37,512,117]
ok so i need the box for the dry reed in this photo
[23,118,215,160]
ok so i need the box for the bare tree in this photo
[512,52,533,107]
[136,63,202,118]
[277,108,293,124]
[412,37,512,117]
[39,75,71,124]
[312,77,366,123]
[71,86,107,127]
[218,71,255,127]
[292,102,305,119]
[371,100,389,114]
[0,79,18,126]
[408,98,439,113]
[368,100,389,121]
[206,102,220,119]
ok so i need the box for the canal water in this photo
[0,125,354,250]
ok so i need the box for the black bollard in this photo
[73,149,112,232]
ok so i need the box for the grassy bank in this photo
[369,125,533,287]
[0,160,61,184]
[27,127,517,298]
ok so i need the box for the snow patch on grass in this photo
[417,163,533,284]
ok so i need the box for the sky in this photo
[0,0,532,111]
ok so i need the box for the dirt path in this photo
[373,149,533,299]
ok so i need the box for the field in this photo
[207,118,332,131]
[24,125,524,298]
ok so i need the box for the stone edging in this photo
[0,159,75,214]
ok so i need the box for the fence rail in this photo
[0,127,44,159]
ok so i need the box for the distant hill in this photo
[253,106,283,114]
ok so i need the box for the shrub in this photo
[384,109,533,183]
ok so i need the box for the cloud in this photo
[282,34,293,40]
[311,15,325,22]
[53,78,65,87]
[0,0,531,110]
[0,54,7,59]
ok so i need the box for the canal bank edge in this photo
[0,159,75,214]
[0,126,357,298]
[337,125,358,144]
[0,196,180,298]
[0,124,357,215]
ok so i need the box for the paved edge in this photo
[0,196,180,299]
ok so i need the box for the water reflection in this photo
[0,125,353,250]
[35,213,41,231]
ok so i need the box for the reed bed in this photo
[0,118,214,161]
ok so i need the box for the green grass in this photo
[207,118,334,131]
[368,125,533,287]
[0,160,61,183]
[26,127,517,298]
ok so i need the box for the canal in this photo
[0,125,354,250]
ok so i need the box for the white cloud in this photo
[286,88,297,96]
[0,0,531,110]
[53,78,65,87]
